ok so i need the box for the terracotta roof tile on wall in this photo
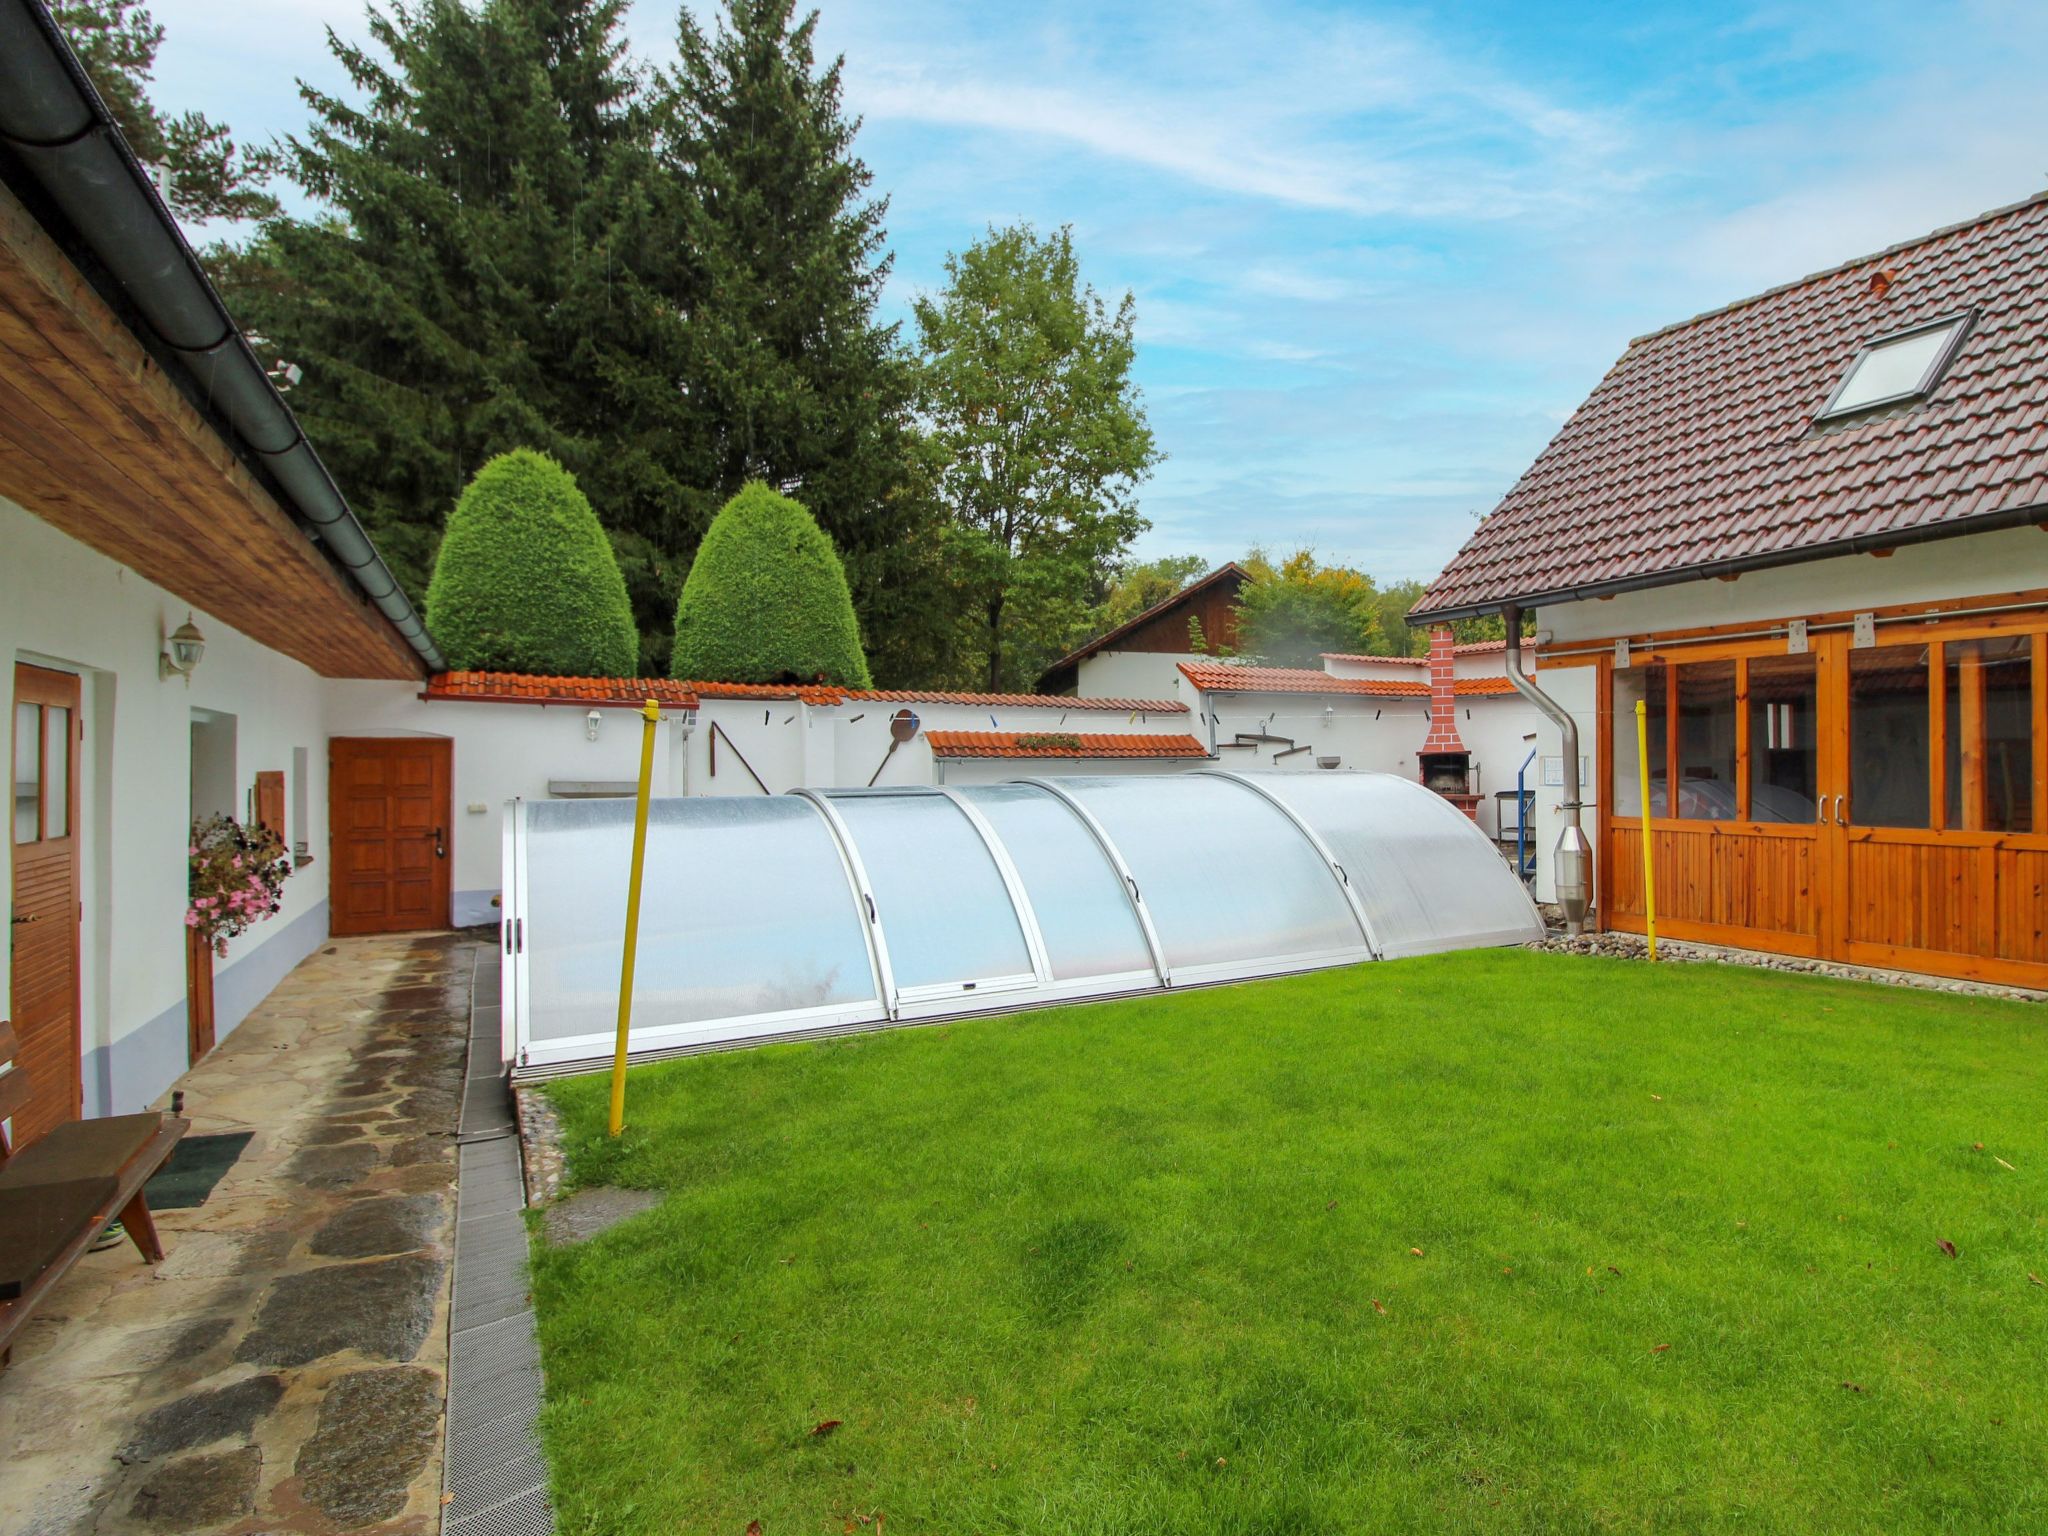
[425,672,703,708]
[853,690,1186,713]
[926,730,1211,759]
[1414,193,2048,619]
[423,672,1186,713]
[1178,663,1516,698]
[1319,639,1507,664]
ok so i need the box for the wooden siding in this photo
[1608,822,1822,953]
[1113,580,1243,657]
[0,183,420,681]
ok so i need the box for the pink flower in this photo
[184,911,201,928]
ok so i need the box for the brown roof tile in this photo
[1415,193,2048,618]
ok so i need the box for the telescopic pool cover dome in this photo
[499,771,1542,1073]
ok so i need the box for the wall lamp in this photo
[160,614,206,682]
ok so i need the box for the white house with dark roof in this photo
[1414,193,2048,987]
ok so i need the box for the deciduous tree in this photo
[1233,549,1381,667]
[915,224,1160,691]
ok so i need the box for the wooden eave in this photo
[0,182,422,680]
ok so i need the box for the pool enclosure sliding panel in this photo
[954,783,1160,987]
[1052,775,1371,983]
[1201,771,1382,957]
[513,796,884,1066]
[820,790,1038,1010]
[1243,772,1546,958]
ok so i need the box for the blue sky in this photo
[147,0,2048,585]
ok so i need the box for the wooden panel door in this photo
[329,738,452,936]
[1602,645,1830,954]
[1830,630,2048,985]
[10,663,82,1142]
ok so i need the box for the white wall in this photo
[314,688,1211,925]
[3,498,334,1116]
[1547,526,2048,643]
[1321,650,1504,683]
[1075,649,1203,700]
[1191,688,1544,839]
[323,682,688,926]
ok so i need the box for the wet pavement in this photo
[0,933,477,1535]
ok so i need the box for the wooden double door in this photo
[329,738,452,936]
[1600,616,2048,987]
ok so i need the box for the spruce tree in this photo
[213,0,700,667]
[54,0,278,223]
[657,0,954,685]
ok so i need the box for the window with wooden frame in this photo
[1938,637,2034,833]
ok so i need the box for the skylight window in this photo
[1818,313,1970,420]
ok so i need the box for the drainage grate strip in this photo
[443,945,554,1536]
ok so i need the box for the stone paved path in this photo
[0,933,477,1536]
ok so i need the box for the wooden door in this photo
[186,924,216,1063]
[329,738,452,936]
[1603,643,1830,955]
[1830,628,2048,984]
[10,663,82,1142]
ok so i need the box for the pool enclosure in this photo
[498,771,1543,1074]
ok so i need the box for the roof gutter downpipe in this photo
[1503,606,1589,936]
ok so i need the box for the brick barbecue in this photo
[1417,626,1481,820]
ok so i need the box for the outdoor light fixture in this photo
[586,709,603,742]
[160,614,205,682]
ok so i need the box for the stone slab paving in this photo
[0,933,473,1536]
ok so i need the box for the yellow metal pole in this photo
[608,698,661,1138]
[1635,698,1658,961]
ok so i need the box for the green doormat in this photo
[144,1131,254,1210]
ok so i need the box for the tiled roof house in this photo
[1416,192,2048,989]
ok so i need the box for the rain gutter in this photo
[0,0,443,671]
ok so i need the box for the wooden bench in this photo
[0,1021,187,1365]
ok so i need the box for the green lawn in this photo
[531,951,2048,1534]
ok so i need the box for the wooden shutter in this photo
[254,770,286,840]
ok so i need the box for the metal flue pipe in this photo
[1502,606,1590,935]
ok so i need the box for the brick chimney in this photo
[1420,625,1465,755]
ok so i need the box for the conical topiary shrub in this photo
[670,482,872,686]
[425,449,640,676]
